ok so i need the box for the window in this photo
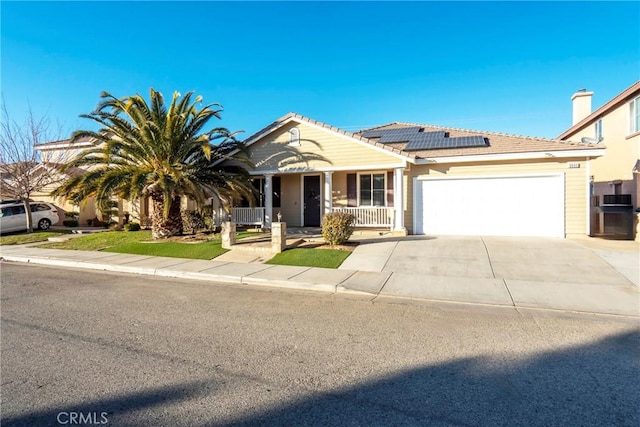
[2,205,26,216]
[240,177,281,208]
[359,173,385,206]
[289,128,300,146]
[594,119,602,141]
[630,96,640,134]
[30,203,51,212]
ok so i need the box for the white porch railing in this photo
[332,207,395,229]
[231,207,265,226]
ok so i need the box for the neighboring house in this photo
[34,137,214,227]
[557,81,640,239]
[223,112,604,238]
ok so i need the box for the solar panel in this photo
[361,127,422,141]
[361,126,487,151]
[405,135,487,151]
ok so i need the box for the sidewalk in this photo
[1,244,638,318]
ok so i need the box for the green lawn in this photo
[266,248,352,269]
[0,230,72,246]
[37,231,153,251]
[34,230,263,260]
[103,241,227,260]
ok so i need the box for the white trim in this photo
[586,157,591,236]
[247,163,406,175]
[356,171,388,207]
[393,167,405,232]
[412,177,419,235]
[414,149,605,165]
[324,172,333,214]
[300,173,322,227]
[415,172,564,181]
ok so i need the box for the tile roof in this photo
[356,122,603,159]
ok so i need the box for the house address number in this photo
[568,163,580,168]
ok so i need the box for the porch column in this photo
[324,171,333,216]
[264,174,273,229]
[393,167,405,232]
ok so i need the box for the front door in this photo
[303,175,321,227]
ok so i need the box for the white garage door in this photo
[414,174,565,237]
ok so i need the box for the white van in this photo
[0,201,60,233]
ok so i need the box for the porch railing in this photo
[332,207,395,229]
[602,194,632,206]
[231,207,265,226]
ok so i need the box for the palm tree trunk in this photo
[150,194,183,239]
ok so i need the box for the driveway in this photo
[341,236,637,288]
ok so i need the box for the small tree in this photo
[0,102,66,232]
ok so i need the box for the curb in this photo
[2,254,638,319]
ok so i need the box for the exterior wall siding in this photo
[406,159,588,237]
[562,101,640,209]
[248,122,402,172]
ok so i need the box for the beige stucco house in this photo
[224,113,604,238]
[557,81,640,239]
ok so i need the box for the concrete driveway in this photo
[340,236,638,288]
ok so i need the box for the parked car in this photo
[0,201,60,233]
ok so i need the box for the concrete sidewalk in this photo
[1,244,638,317]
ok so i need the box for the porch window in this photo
[359,173,386,206]
[240,177,281,208]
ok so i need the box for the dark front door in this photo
[303,175,321,227]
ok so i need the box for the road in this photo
[1,262,638,426]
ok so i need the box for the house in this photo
[224,112,604,238]
[557,82,640,239]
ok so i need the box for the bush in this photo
[321,211,356,245]
[124,222,141,232]
[181,210,205,234]
[63,219,79,227]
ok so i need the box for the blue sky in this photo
[1,1,638,141]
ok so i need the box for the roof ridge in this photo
[242,113,416,159]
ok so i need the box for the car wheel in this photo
[38,218,51,230]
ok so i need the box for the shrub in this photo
[124,222,141,232]
[63,219,79,227]
[200,205,215,230]
[321,211,356,245]
[181,210,205,234]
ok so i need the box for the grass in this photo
[103,241,227,260]
[0,230,72,246]
[266,248,352,269]
[37,231,153,251]
[34,229,263,260]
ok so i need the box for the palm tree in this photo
[53,89,254,238]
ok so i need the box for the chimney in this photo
[571,88,593,125]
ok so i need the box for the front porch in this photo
[229,168,407,233]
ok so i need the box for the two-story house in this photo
[558,81,640,240]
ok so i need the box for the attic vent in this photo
[289,128,300,146]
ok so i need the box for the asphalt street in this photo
[1,262,639,426]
